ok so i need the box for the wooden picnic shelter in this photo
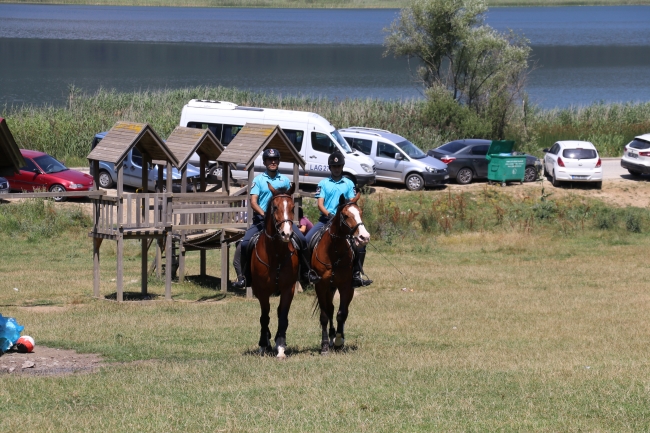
[87,121,179,302]
[0,117,26,177]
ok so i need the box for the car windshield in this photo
[438,142,468,154]
[331,130,353,154]
[34,155,68,174]
[395,140,426,159]
[562,148,598,159]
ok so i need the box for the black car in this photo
[427,139,541,185]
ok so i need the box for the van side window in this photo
[311,132,336,154]
[222,125,243,145]
[283,129,304,152]
[377,142,398,159]
[345,137,372,155]
[132,148,143,167]
[187,122,224,144]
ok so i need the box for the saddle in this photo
[308,221,356,259]
[243,231,301,283]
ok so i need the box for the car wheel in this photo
[552,170,561,187]
[49,184,66,202]
[456,168,473,185]
[98,170,114,189]
[595,181,602,190]
[524,166,537,182]
[405,173,425,191]
[628,169,642,177]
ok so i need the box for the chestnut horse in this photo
[312,193,370,355]
[251,183,299,359]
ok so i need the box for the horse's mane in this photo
[265,186,290,214]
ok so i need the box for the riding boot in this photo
[232,245,248,289]
[231,242,246,289]
[352,248,372,288]
[293,237,320,286]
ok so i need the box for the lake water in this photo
[1,5,650,108]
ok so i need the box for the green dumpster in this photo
[486,140,526,186]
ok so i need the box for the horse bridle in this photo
[264,194,294,240]
[330,201,365,240]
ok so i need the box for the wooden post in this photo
[156,164,164,278]
[293,164,300,224]
[247,167,254,229]
[220,231,228,293]
[116,164,124,302]
[93,237,102,298]
[166,162,172,194]
[179,168,187,283]
[222,162,230,195]
[165,161,173,300]
[200,156,206,193]
[92,160,100,190]
[141,154,149,296]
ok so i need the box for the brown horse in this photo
[312,193,370,355]
[250,182,299,359]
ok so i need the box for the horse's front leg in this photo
[334,285,354,351]
[316,280,336,355]
[258,296,272,354]
[274,281,295,360]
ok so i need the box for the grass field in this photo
[2,186,650,431]
[1,0,649,7]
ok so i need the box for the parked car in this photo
[0,177,9,194]
[621,133,650,177]
[338,127,448,191]
[427,139,541,185]
[5,149,94,201]
[542,140,602,189]
[91,132,202,192]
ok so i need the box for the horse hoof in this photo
[276,346,287,359]
[321,342,330,355]
[258,346,268,356]
[334,333,344,350]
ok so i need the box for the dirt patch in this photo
[0,346,104,376]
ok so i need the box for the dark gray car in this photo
[427,139,541,185]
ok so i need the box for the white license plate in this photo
[629,152,638,158]
[572,175,588,179]
[0,190,8,194]
[444,175,449,180]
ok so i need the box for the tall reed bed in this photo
[3,86,650,162]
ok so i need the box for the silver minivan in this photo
[339,127,448,191]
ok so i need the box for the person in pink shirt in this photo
[298,206,313,235]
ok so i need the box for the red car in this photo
[7,149,94,201]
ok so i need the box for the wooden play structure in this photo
[0,117,26,176]
[86,121,305,301]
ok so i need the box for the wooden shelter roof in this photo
[0,118,26,177]
[86,122,178,167]
[216,123,305,170]
[165,127,224,169]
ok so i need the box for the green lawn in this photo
[1,188,650,431]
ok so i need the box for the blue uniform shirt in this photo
[315,177,356,216]
[251,171,291,213]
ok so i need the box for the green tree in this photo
[384,0,531,138]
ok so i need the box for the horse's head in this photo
[336,193,370,247]
[267,182,296,243]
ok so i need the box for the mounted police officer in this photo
[232,148,320,289]
[306,150,373,288]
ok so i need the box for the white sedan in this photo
[542,141,602,189]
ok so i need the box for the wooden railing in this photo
[171,193,248,232]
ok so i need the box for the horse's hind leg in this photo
[274,285,295,360]
[258,297,272,354]
[334,286,354,351]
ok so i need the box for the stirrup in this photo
[231,277,246,289]
[352,272,372,288]
[301,270,321,285]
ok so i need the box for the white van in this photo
[179,99,376,187]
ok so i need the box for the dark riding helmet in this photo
[328,151,345,166]
[262,148,281,161]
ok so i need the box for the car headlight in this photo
[361,164,373,174]
[69,183,84,188]
[425,166,438,173]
